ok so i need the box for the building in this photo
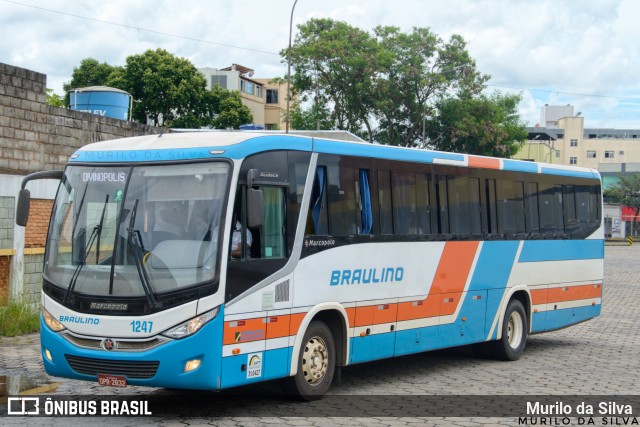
[198,64,288,130]
[513,105,640,188]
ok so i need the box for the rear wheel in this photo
[489,299,527,361]
[284,320,335,401]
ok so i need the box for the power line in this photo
[487,83,640,102]
[1,0,279,56]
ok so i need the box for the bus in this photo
[16,132,604,400]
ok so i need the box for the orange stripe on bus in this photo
[531,289,548,305]
[223,317,265,345]
[397,297,440,321]
[265,315,290,339]
[440,292,462,316]
[288,312,307,336]
[547,284,602,303]
[374,303,398,324]
[468,156,500,169]
[431,241,479,294]
[354,305,375,327]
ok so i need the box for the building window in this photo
[586,151,596,158]
[266,89,279,104]
[619,150,625,155]
[241,79,255,95]
[570,157,577,165]
[555,151,560,158]
[256,85,263,98]
[570,139,578,147]
[211,75,227,89]
[605,151,614,158]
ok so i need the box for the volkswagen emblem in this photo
[102,338,116,351]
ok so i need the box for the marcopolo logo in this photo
[330,267,404,286]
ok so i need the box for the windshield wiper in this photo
[126,199,159,308]
[63,195,109,304]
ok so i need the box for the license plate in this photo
[97,374,127,388]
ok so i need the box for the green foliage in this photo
[604,173,640,222]
[0,301,40,337]
[65,50,252,128]
[117,48,208,126]
[289,101,333,131]
[284,18,527,153]
[45,89,64,107]
[427,92,528,158]
[63,58,122,107]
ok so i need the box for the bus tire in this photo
[489,299,527,361]
[284,320,336,401]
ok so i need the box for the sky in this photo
[1,0,639,130]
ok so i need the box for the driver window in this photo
[232,186,287,260]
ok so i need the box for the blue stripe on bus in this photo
[518,240,604,262]
[502,159,539,173]
[70,135,313,163]
[312,139,465,164]
[540,167,596,179]
[543,304,600,332]
[468,241,520,292]
[220,347,291,388]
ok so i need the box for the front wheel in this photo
[489,299,528,361]
[283,320,335,401]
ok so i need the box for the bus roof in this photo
[70,131,600,180]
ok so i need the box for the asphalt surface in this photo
[1,244,639,426]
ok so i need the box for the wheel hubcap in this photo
[507,311,523,349]
[302,336,328,385]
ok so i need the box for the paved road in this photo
[1,245,639,426]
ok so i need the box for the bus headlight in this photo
[162,307,219,339]
[42,308,66,332]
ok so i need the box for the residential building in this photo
[198,64,288,130]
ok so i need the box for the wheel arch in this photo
[289,303,349,377]
[492,285,532,340]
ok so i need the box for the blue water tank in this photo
[69,86,132,120]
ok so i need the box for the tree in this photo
[288,101,333,131]
[46,89,64,107]
[285,18,384,141]
[605,173,640,232]
[426,92,528,158]
[373,28,487,147]
[284,18,527,153]
[63,58,122,106]
[169,85,253,129]
[116,48,208,126]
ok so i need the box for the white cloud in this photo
[1,0,638,128]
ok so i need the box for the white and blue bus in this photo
[17,132,604,400]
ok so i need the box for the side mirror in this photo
[247,189,264,228]
[16,188,31,227]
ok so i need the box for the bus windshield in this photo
[44,162,229,304]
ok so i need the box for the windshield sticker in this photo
[114,189,123,203]
[82,172,126,183]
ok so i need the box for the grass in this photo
[0,300,40,337]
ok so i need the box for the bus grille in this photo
[65,355,159,379]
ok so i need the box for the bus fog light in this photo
[45,348,53,362]
[184,359,201,372]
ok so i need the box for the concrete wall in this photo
[0,62,164,305]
